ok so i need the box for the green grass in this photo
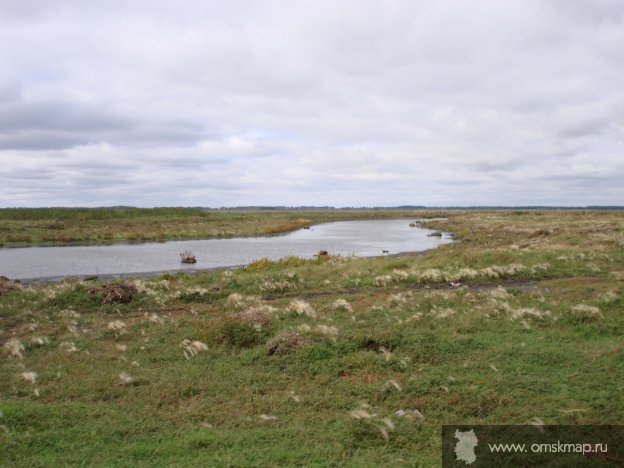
[1,210,624,466]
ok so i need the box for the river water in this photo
[0,219,452,281]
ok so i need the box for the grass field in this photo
[0,207,432,246]
[1,210,623,466]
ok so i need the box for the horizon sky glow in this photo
[1,0,623,207]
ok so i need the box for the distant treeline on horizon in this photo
[1,206,623,212]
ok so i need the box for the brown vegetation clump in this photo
[0,276,20,296]
[91,283,138,304]
[180,250,197,264]
[267,332,309,355]
[232,309,273,328]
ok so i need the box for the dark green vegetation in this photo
[1,210,623,466]
[0,207,430,246]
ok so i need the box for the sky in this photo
[0,0,623,207]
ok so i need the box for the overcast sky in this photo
[1,0,623,207]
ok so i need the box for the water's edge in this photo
[1,219,454,285]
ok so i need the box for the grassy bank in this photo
[1,210,623,466]
[0,208,434,246]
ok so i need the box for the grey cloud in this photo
[0,0,623,207]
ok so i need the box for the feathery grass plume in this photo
[21,371,38,384]
[418,268,444,283]
[609,271,624,281]
[383,379,402,392]
[233,305,276,329]
[387,293,408,307]
[349,404,395,441]
[488,286,511,300]
[433,306,456,319]
[259,414,278,421]
[601,291,618,303]
[226,293,245,308]
[391,269,410,281]
[374,275,393,287]
[59,309,81,319]
[226,293,261,309]
[509,307,550,321]
[107,320,127,332]
[146,313,165,324]
[405,313,423,323]
[31,337,49,346]
[287,300,317,318]
[331,299,353,313]
[4,338,24,359]
[571,304,602,321]
[288,391,302,403]
[180,339,209,359]
[314,324,338,337]
[395,409,424,420]
[379,347,393,361]
[490,364,499,373]
[115,344,127,352]
[59,341,78,352]
[350,409,372,420]
[119,372,136,385]
[457,267,479,280]
[260,279,297,293]
[530,262,550,275]
[530,417,545,433]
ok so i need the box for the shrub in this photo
[203,317,265,348]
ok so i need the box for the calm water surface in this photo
[0,219,452,281]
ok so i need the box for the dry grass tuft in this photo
[119,372,136,385]
[59,341,78,353]
[267,332,309,355]
[488,286,511,301]
[571,304,602,321]
[331,299,353,313]
[91,283,137,304]
[107,320,127,332]
[383,379,402,392]
[349,404,395,441]
[226,293,260,309]
[180,339,209,359]
[4,338,24,359]
[21,371,38,384]
[395,409,424,420]
[31,337,49,346]
[509,307,550,321]
[259,414,278,422]
[287,300,317,318]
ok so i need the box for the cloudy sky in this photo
[1,0,623,207]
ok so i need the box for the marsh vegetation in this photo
[1,210,623,465]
